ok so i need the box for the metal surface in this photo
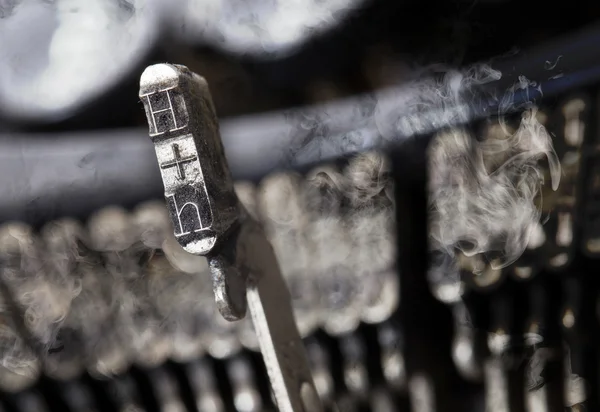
[139,63,322,412]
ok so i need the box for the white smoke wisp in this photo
[0,293,40,392]
[282,64,507,172]
[525,344,588,408]
[38,219,101,380]
[344,152,399,324]
[86,206,170,375]
[374,64,504,143]
[137,200,240,361]
[425,66,561,279]
[301,165,366,335]
[345,151,394,210]
[64,261,118,377]
[247,160,399,331]
[428,105,560,272]
[0,222,83,367]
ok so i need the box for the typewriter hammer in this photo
[139,63,322,412]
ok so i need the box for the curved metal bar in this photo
[2,23,600,225]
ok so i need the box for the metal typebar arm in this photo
[138,63,322,412]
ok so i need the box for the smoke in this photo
[280,64,519,172]
[302,165,363,336]
[415,65,561,305]
[525,344,587,408]
[0,292,40,392]
[374,64,504,143]
[297,154,398,334]
[428,105,560,270]
[279,63,559,307]
[87,205,172,373]
[344,152,398,324]
[0,221,84,382]
[245,155,399,336]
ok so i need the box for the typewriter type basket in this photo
[2,7,600,412]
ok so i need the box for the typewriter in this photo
[0,0,599,411]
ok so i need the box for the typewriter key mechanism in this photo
[139,63,322,412]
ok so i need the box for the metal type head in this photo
[139,63,239,256]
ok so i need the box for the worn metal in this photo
[139,63,322,412]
